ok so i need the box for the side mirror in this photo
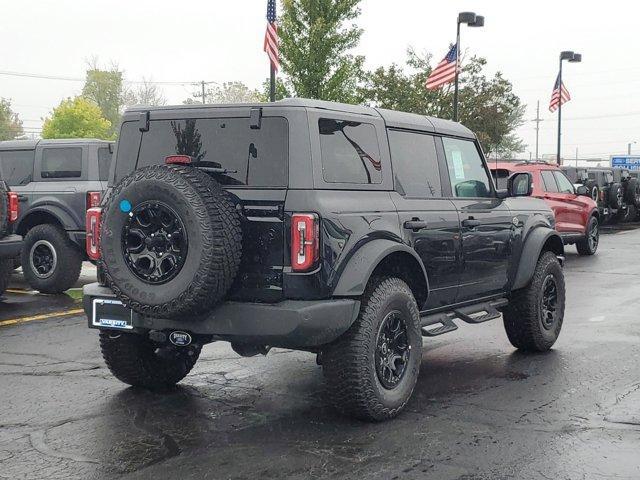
[507,172,533,197]
[576,185,589,196]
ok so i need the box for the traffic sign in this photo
[611,155,640,170]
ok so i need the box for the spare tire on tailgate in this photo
[101,164,242,318]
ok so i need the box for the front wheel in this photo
[503,251,565,352]
[576,216,599,255]
[322,277,422,421]
[99,331,201,390]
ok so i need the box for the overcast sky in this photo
[2,0,639,158]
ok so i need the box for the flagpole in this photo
[556,57,563,166]
[453,21,461,122]
[270,64,276,102]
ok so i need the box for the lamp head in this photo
[470,15,484,27]
[458,12,477,25]
[560,51,575,60]
[569,53,582,63]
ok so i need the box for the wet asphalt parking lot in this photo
[0,226,639,480]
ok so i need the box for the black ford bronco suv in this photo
[83,99,566,421]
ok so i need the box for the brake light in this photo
[291,213,319,272]
[7,192,18,223]
[86,207,102,260]
[165,155,192,165]
[86,191,101,209]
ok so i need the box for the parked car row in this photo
[0,139,113,293]
[562,165,640,224]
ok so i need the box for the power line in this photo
[0,69,215,86]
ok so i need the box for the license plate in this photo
[92,298,133,330]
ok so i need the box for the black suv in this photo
[83,99,566,421]
[0,139,113,292]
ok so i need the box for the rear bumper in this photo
[0,234,23,259]
[83,283,360,349]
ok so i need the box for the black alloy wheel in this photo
[375,310,411,390]
[29,240,57,279]
[122,201,188,285]
[540,275,559,330]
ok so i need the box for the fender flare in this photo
[332,239,429,297]
[17,205,77,234]
[512,228,564,291]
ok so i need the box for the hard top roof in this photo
[124,98,476,139]
[0,138,113,151]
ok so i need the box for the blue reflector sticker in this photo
[120,200,132,213]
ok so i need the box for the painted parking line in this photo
[0,309,85,328]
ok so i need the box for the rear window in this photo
[133,117,288,187]
[98,146,112,181]
[319,118,382,184]
[0,150,35,186]
[41,147,82,178]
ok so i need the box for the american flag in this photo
[264,0,279,72]
[549,73,571,112]
[425,44,458,90]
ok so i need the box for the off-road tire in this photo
[99,331,201,390]
[576,216,599,255]
[101,165,242,318]
[21,224,82,294]
[624,178,640,208]
[503,251,565,352]
[322,277,422,421]
[585,180,599,203]
[0,259,11,296]
[609,183,624,210]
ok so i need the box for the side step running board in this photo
[420,298,508,337]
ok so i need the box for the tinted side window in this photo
[388,130,441,197]
[541,170,559,192]
[114,121,142,184]
[491,169,511,190]
[442,137,491,198]
[554,171,575,194]
[137,117,288,187]
[0,150,35,186]
[98,147,113,181]
[41,147,82,178]
[319,119,382,184]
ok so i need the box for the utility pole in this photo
[201,81,206,104]
[531,101,543,160]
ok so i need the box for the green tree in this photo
[362,50,526,157]
[0,98,24,141]
[81,62,127,135]
[42,97,113,140]
[126,79,167,107]
[279,0,365,103]
[184,81,262,104]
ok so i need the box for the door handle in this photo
[462,218,481,229]
[403,219,429,231]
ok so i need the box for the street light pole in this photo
[453,12,484,122]
[628,142,636,155]
[556,51,582,166]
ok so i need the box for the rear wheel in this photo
[322,277,422,421]
[99,331,201,390]
[21,224,82,293]
[503,251,565,352]
[585,180,599,203]
[576,216,599,255]
[0,259,11,296]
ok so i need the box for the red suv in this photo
[492,161,600,255]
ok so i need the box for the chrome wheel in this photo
[588,219,599,251]
[30,240,57,279]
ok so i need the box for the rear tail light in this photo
[86,191,101,209]
[86,207,102,260]
[7,192,18,223]
[291,213,319,272]
[165,155,192,165]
